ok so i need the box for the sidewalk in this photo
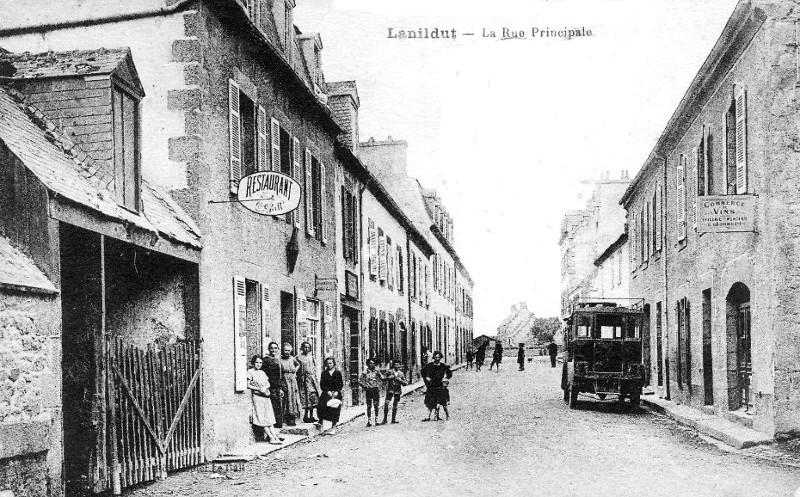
[640,394,773,449]
[212,364,465,466]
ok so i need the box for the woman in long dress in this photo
[421,351,453,421]
[262,342,284,428]
[247,356,282,444]
[316,357,344,434]
[297,341,321,423]
[279,343,302,427]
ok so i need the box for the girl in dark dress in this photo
[489,342,503,372]
[317,357,344,434]
[420,351,453,421]
[475,345,486,371]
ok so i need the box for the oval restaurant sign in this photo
[237,172,301,216]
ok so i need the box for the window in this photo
[271,120,298,225]
[232,276,269,391]
[410,252,417,301]
[626,316,640,339]
[368,219,377,278]
[304,150,327,243]
[228,80,270,193]
[378,229,386,283]
[397,246,404,294]
[112,85,141,212]
[387,236,393,290]
[596,314,624,339]
[725,88,748,194]
[576,315,591,338]
[677,155,687,241]
[341,187,358,262]
[697,125,712,197]
[305,299,320,364]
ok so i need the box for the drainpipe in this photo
[406,236,414,381]
[656,153,672,401]
[0,0,196,36]
[357,182,366,401]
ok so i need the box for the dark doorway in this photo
[726,282,751,410]
[280,291,295,349]
[702,289,714,405]
[61,225,103,495]
[643,304,651,385]
[343,308,361,405]
[656,302,663,387]
[676,298,691,393]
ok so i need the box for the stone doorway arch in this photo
[725,282,751,411]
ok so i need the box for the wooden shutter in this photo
[677,156,686,241]
[425,264,430,306]
[305,149,315,236]
[387,238,393,289]
[261,283,270,354]
[270,118,281,171]
[630,212,637,269]
[256,106,267,171]
[295,286,307,343]
[691,146,698,229]
[293,138,301,228]
[735,87,747,194]
[320,162,328,244]
[656,182,663,251]
[233,276,247,392]
[703,124,711,195]
[228,80,241,194]
[368,219,378,276]
[378,231,387,281]
[643,203,650,262]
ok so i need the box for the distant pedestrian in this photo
[489,342,503,372]
[548,341,559,368]
[359,358,383,427]
[517,343,525,371]
[475,344,486,371]
[421,351,452,421]
[317,357,343,435]
[466,349,474,370]
[381,359,408,424]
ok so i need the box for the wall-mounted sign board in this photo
[237,172,301,215]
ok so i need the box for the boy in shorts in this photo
[380,360,408,424]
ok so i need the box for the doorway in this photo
[280,291,295,350]
[656,302,663,387]
[643,304,651,385]
[702,289,714,405]
[726,283,751,410]
[342,307,361,405]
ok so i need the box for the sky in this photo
[294,0,740,335]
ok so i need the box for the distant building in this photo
[560,171,631,316]
[496,302,537,347]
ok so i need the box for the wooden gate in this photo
[106,337,203,493]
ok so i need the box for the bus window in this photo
[597,314,624,339]
[627,316,640,339]
[576,315,591,337]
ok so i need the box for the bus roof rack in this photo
[569,298,644,314]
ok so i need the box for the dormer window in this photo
[112,84,141,212]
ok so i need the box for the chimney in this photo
[327,81,360,150]
[357,135,409,177]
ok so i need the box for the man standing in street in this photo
[547,341,559,368]
[517,343,525,371]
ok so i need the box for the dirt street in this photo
[129,357,800,497]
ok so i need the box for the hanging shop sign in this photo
[697,195,755,233]
[237,172,301,216]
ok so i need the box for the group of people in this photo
[465,342,505,372]
[464,340,560,372]
[247,341,344,444]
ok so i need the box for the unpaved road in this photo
[129,357,800,497]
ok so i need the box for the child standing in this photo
[381,360,408,424]
[466,349,474,370]
[359,358,383,427]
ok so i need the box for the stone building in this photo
[559,171,630,316]
[496,302,537,347]
[0,51,201,496]
[0,0,362,486]
[621,0,800,438]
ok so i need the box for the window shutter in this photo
[261,283,270,354]
[702,125,711,195]
[324,301,333,323]
[677,156,686,241]
[691,146,698,229]
[425,264,430,306]
[378,231,387,281]
[256,106,267,171]
[735,87,747,194]
[656,182,663,251]
[305,149,315,236]
[387,238,393,290]
[320,162,328,244]
[270,118,281,171]
[630,212,637,269]
[293,138,301,228]
[368,219,378,276]
[233,276,247,392]
[295,286,307,334]
[643,203,649,262]
[228,80,242,194]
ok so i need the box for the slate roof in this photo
[0,234,56,293]
[0,47,130,79]
[0,85,201,250]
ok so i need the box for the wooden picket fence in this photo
[106,337,203,492]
